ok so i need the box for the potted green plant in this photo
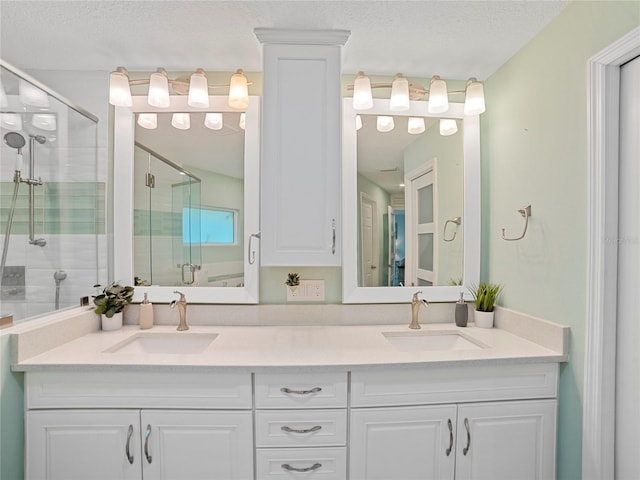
[468,282,502,328]
[285,272,300,293]
[92,282,134,331]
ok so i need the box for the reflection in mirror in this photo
[357,115,463,288]
[133,112,245,288]
[343,99,480,303]
[113,95,259,304]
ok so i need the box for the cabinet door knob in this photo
[446,419,453,456]
[282,463,322,473]
[125,424,134,465]
[281,425,322,434]
[280,386,322,395]
[463,418,471,455]
[144,424,153,464]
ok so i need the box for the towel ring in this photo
[443,217,461,242]
[501,205,531,241]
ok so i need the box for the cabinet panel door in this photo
[141,410,253,480]
[27,409,140,480]
[350,405,456,480]
[455,400,556,480]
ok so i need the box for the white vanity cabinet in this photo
[350,363,558,480]
[24,371,254,480]
[255,29,350,266]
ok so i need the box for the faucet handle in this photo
[412,290,423,302]
[173,290,186,302]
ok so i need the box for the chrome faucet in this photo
[170,290,189,331]
[409,290,429,329]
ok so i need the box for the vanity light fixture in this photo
[355,114,363,130]
[204,112,223,130]
[349,72,485,115]
[439,118,458,136]
[377,115,394,132]
[0,81,8,108]
[239,112,246,130]
[171,113,190,130]
[19,79,50,108]
[137,113,157,130]
[108,67,251,110]
[0,113,22,131]
[407,117,425,135]
[31,113,57,131]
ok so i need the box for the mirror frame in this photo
[342,98,480,303]
[113,95,260,303]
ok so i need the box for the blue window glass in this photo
[183,207,237,245]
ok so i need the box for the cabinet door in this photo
[350,405,456,480]
[455,400,556,480]
[141,410,253,480]
[27,409,141,480]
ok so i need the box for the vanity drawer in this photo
[256,409,347,447]
[256,447,346,480]
[254,372,347,409]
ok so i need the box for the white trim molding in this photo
[583,25,640,480]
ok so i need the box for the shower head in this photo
[29,134,46,144]
[4,132,26,153]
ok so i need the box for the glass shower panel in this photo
[0,63,101,322]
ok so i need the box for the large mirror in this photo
[343,99,480,303]
[114,95,260,303]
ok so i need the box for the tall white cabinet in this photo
[255,29,350,266]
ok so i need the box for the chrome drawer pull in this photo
[463,418,471,455]
[144,424,153,464]
[281,425,322,434]
[125,424,134,464]
[280,386,322,395]
[446,418,453,456]
[281,463,322,473]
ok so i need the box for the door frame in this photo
[360,192,379,287]
[583,25,640,480]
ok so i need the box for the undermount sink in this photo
[104,333,218,355]
[382,331,485,352]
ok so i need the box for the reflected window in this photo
[183,206,237,245]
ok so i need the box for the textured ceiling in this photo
[1,0,567,80]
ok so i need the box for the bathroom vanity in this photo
[13,314,567,480]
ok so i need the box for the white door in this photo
[141,410,253,480]
[350,405,456,480]
[27,409,141,480]
[615,54,640,480]
[360,194,378,287]
[455,400,556,480]
[406,163,436,286]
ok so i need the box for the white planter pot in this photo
[474,310,495,329]
[101,311,123,331]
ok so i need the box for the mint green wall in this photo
[481,2,640,479]
[0,335,24,480]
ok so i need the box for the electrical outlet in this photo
[286,280,325,301]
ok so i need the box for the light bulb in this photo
[0,113,22,131]
[390,73,410,111]
[228,69,249,109]
[407,117,425,135]
[377,116,394,133]
[356,115,362,131]
[428,75,449,114]
[464,78,486,115]
[148,69,170,108]
[204,113,223,130]
[171,113,190,130]
[439,118,458,136]
[32,113,57,131]
[353,71,373,110]
[239,113,246,130]
[137,113,157,129]
[188,69,209,108]
[109,68,132,107]
[19,79,49,108]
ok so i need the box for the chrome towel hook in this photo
[501,205,531,241]
[443,217,461,242]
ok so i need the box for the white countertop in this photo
[12,321,567,372]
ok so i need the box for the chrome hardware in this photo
[170,290,189,331]
[125,424,134,464]
[409,290,429,329]
[280,386,322,395]
[463,418,471,455]
[281,463,322,473]
[145,172,155,188]
[501,204,531,241]
[248,232,261,265]
[446,419,453,456]
[331,219,336,254]
[443,216,462,242]
[181,263,195,285]
[281,425,322,434]
[144,424,152,464]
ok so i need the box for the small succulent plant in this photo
[468,282,503,312]
[285,272,300,287]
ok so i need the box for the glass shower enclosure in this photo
[0,61,102,323]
